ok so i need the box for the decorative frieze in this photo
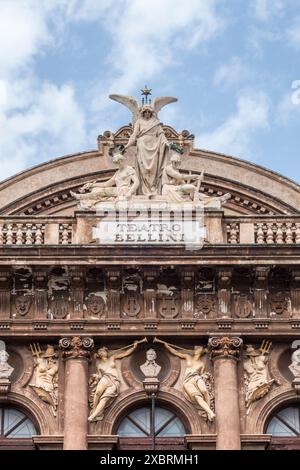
[0,266,297,325]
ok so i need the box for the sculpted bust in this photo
[140,349,161,378]
[0,349,14,379]
[289,348,300,378]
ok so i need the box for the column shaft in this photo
[208,336,242,450]
[59,336,94,450]
[63,358,89,450]
[214,357,240,450]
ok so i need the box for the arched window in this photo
[118,406,186,437]
[266,404,300,450]
[267,405,300,437]
[117,406,187,450]
[0,406,37,449]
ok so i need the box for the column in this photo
[59,336,94,450]
[208,336,243,450]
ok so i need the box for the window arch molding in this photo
[116,405,187,439]
[0,392,49,436]
[98,389,200,435]
[253,390,300,435]
[266,403,300,437]
[0,405,38,440]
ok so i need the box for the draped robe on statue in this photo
[127,116,169,196]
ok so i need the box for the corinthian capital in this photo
[59,336,94,360]
[208,336,243,360]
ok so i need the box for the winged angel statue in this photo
[109,94,177,196]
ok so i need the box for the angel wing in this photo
[153,96,178,113]
[109,94,140,124]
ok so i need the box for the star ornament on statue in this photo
[141,85,152,104]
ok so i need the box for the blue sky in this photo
[0,0,300,182]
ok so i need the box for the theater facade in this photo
[0,94,300,450]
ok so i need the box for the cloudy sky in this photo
[0,0,300,182]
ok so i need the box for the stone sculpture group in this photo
[71,92,230,209]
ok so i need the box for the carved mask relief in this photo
[194,294,216,318]
[86,294,105,317]
[14,294,32,316]
[269,292,289,316]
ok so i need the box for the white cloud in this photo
[80,0,225,106]
[200,89,269,157]
[287,17,300,48]
[252,0,284,21]
[0,1,49,76]
[214,57,250,89]
[64,0,116,21]
[0,0,226,179]
[0,80,87,179]
[47,0,225,142]
[0,0,90,179]
[276,91,300,125]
